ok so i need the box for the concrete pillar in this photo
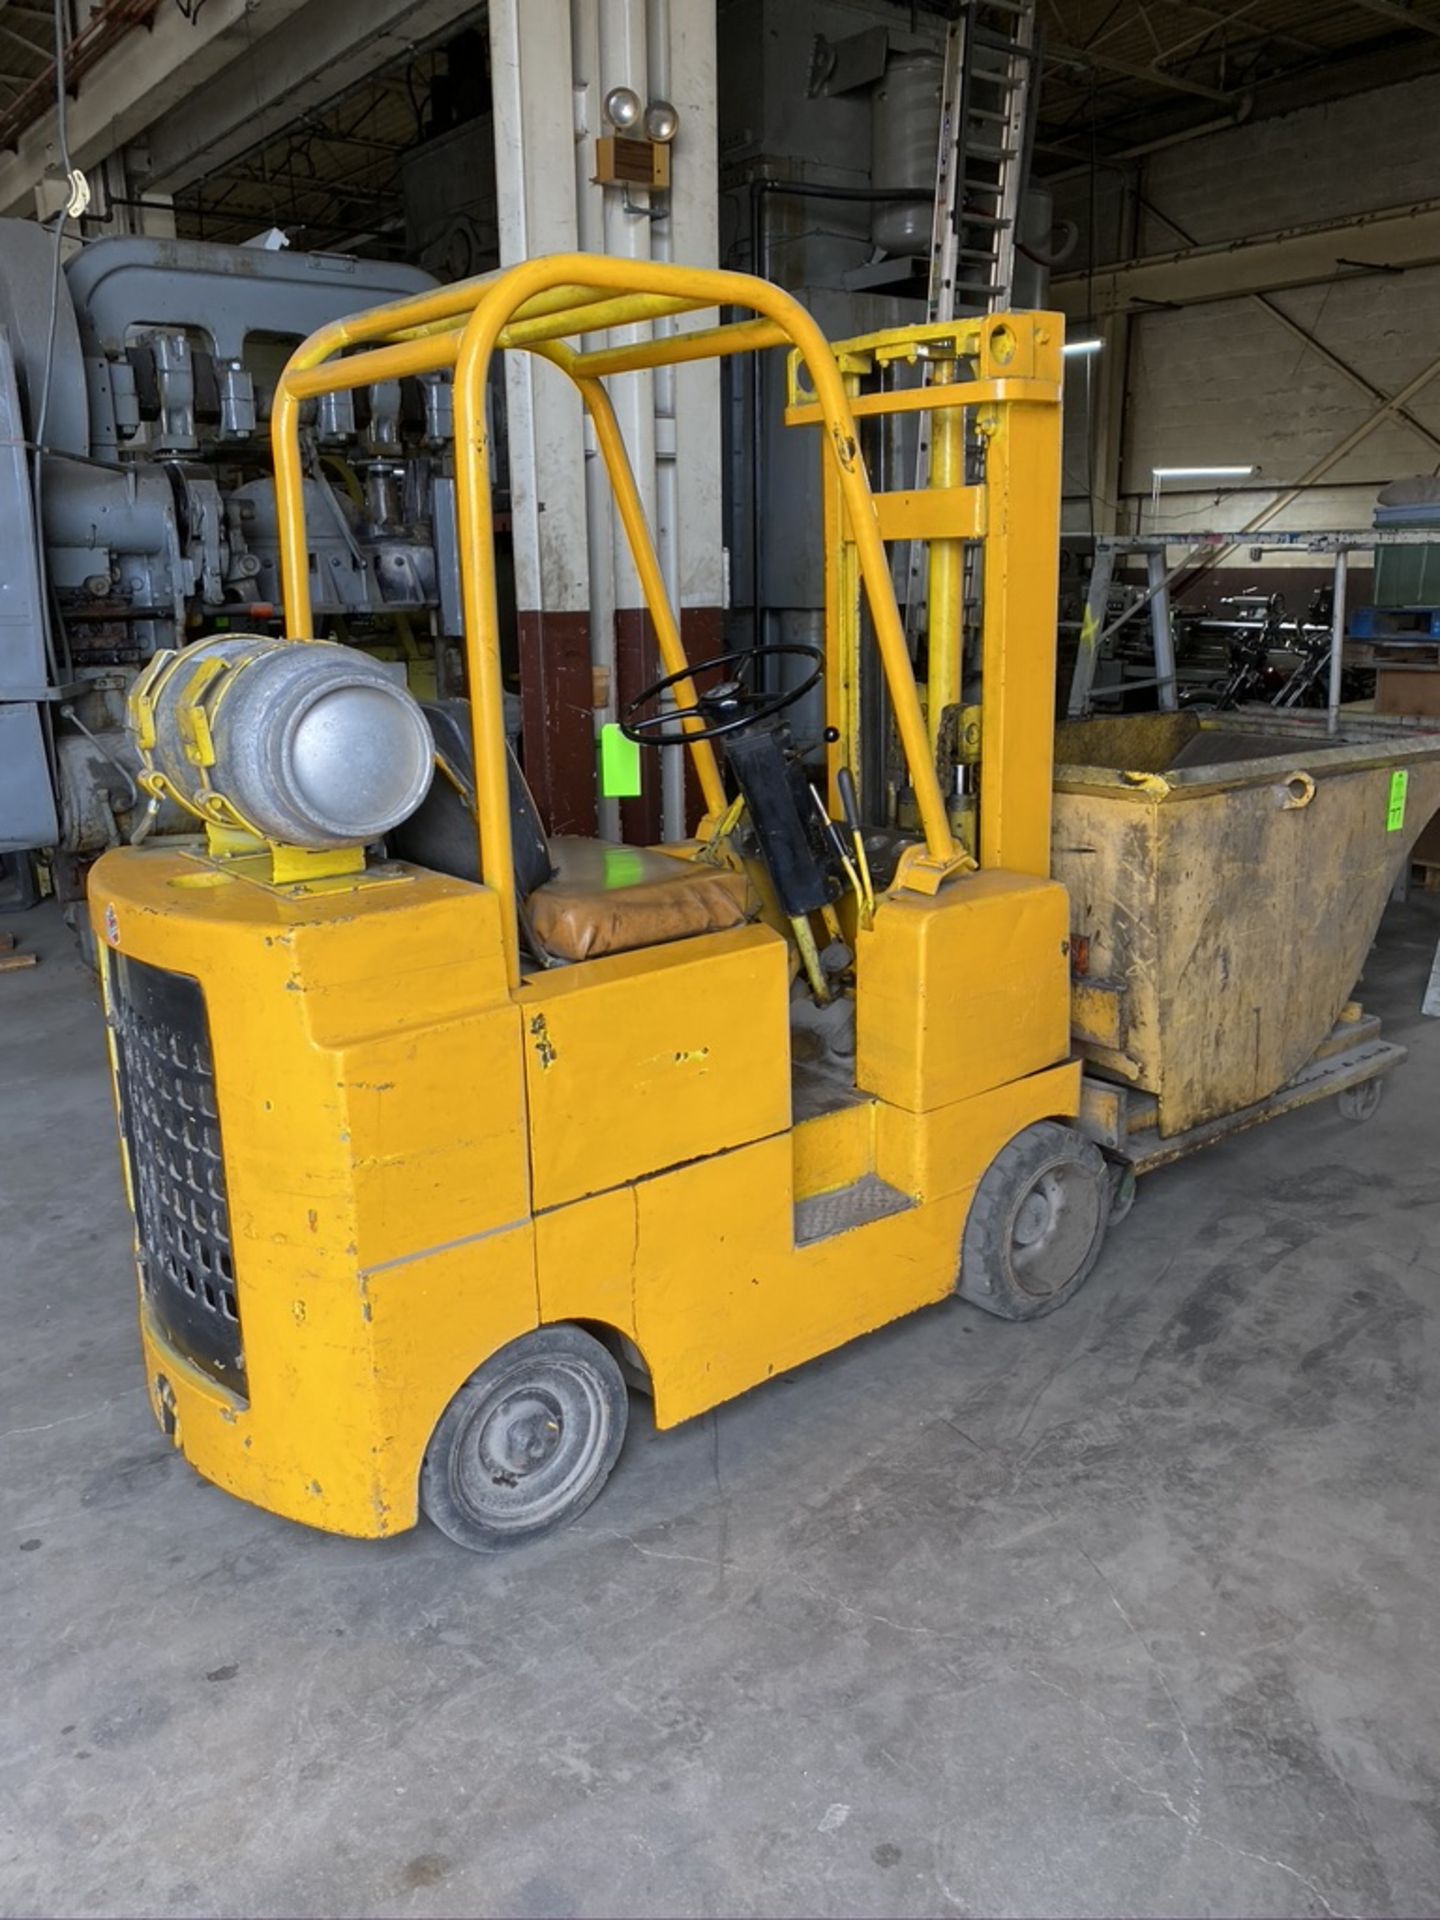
[653,0,724,836]
[491,0,596,834]
[1090,311,1132,537]
[490,0,721,842]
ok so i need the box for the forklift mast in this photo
[786,317,1063,880]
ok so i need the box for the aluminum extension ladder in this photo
[928,0,1037,323]
[903,0,1039,669]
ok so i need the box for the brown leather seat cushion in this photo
[527,837,753,962]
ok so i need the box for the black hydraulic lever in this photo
[835,764,875,917]
[836,766,862,837]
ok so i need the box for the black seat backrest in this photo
[389,698,554,896]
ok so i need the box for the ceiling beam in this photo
[1147,0,1322,55]
[1046,37,1240,101]
[0,21,48,62]
[138,0,479,195]
[291,121,411,156]
[0,0,312,217]
[1055,195,1440,313]
[184,173,402,209]
[1037,23,1440,167]
[1348,0,1440,38]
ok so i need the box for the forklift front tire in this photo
[957,1121,1111,1322]
[1337,1077,1383,1123]
[420,1325,629,1552]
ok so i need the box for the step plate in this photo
[794,1174,914,1248]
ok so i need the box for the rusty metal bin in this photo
[1053,711,1440,1138]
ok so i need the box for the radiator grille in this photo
[109,954,246,1395]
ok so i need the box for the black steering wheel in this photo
[620,643,823,748]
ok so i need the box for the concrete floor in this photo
[3,895,1440,1920]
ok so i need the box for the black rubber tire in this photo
[958,1121,1112,1321]
[1337,1077,1384,1123]
[65,902,99,973]
[1106,1157,1138,1226]
[420,1325,628,1552]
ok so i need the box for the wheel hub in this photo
[479,1389,565,1482]
[447,1354,615,1535]
[1010,1164,1101,1298]
[1014,1186,1055,1247]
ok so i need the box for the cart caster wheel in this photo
[420,1325,628,1552]
[957,1121,1111,1322]
[1337,1078,1384,1123]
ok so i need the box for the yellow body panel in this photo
[875,1061,1081,1201]
[631,1052,1076,1427]
[536,1183,641,1339]
[635,1134,961,1427]
[792,1100,873,1200]
[93,846,539,1535]
[532,1050,1075,1432]
[94,840,1080,1539]
[139,1219,539,1536]
[855,872,1071,1113]
[517,925,791,1210]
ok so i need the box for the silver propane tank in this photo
[130,633,435,850]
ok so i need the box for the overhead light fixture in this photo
[1151,465,1256,479]
[1148,463,1258,533]
[602,85,643,131]
[643,99,680,143]
[1062,339,1102,357]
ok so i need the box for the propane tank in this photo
[130,634,434,849]
[871,52,943,258]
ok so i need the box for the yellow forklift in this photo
[91,257,1099,1551]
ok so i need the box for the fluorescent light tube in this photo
[1151,465,1257,478]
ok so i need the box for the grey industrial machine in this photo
[0,224,466,900]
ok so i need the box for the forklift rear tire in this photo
[957,1122,1111,1322]
[420,1325,628,1552]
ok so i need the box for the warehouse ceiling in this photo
[1030,0,1440,172]
[172,59,446,255]
[166,14,490,257]
[0,0,162,156]
[91,0,1440,255]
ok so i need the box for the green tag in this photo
[599,723,642,799]
[1387,768,1409,832]
[602,847,648,887]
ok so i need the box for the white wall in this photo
[1060,71,1440,548]
[1124,264,1440,535]
[1137,73,1440,247]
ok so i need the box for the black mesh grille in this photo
[109,954,246,1396]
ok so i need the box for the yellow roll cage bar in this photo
[270,256,985,989]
